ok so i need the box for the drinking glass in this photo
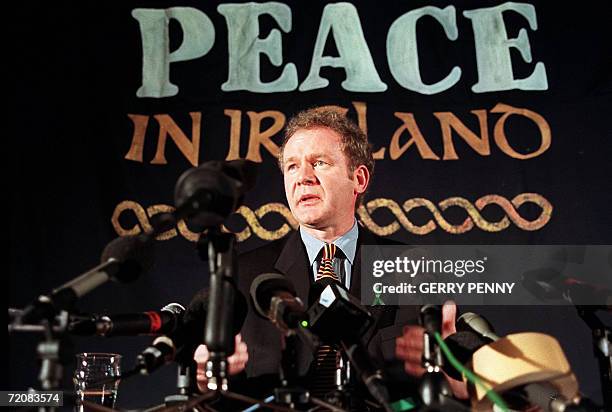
[73,353,121,411]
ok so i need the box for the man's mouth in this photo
[298,194,321,205]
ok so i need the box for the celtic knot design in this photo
[357,193,553,236]
[111,193,552,241]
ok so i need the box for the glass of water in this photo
[73,353,121,411]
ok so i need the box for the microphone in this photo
[136,288,247,374]
[441,330,490,380]
[307,281,373,342]
[20,235,154,324]
[444,311,499,379]
[250,273,308,331]
[446,312,592,412]
[418,305,453,406]
[420,304,442,335]
[68,303,185,337]
[173,160,258,229]
[419,305,447,371]
[456,312,500,342]
[306,281,391,409]
[522,268,612,310]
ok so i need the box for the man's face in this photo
[282,127,365,231]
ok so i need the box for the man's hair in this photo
[278,107,374,207]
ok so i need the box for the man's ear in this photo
[353,165,370,194]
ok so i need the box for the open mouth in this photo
[298,194,321,204]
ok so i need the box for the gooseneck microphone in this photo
[68,303,185,337]
[20,235,154,324]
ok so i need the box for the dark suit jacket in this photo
[236,226,420,380]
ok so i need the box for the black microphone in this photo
[20,235,154,324]
[419,305,446,371]
[306,281,391,409]
[442,330,490,380]
[418,305,453,406]
[250,273,308,330]
[442,311,499,379]
[68,303,185,337]
[173,160,258,229]
[420,304,442,335]
[307,281,373,342]
[136,288,247,374]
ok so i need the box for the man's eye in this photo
[314,160,327,167]
[286,164,296,171]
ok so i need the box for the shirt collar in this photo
[300,219,358,265]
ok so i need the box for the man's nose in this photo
[297,164,316,185]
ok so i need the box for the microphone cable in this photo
[434,331,510,412]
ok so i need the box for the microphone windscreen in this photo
[443,331,490,380]
[250,273,297,318]
[100,235,154,283]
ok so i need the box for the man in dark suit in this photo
[236,221,419,382]
[194,107,467,401]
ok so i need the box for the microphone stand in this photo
[199,227,236,392]
[8,309,74,412]
[575,306,611,409]
[274,332,310,408]
[189,229,296,412]
[162,363,194,408]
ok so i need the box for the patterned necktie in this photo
[317,243,339,282]
[311,243,341,399]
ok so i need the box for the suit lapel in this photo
[273,230,311,304]
[350,226,382,296]
[272,230,315,374]
[349,226,367,297]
